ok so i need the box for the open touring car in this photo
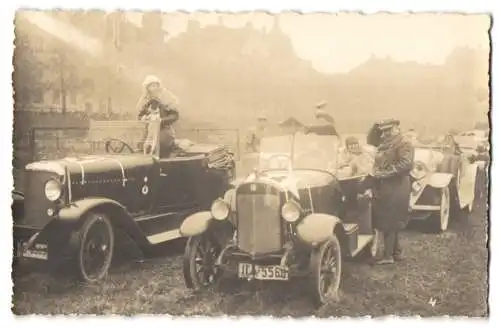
[408,136,487,232]
[12,119,235,283]
[179,125,378,306]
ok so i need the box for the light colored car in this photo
[180,127,378,306]
[409,142,482,232]
[453,129,489,153]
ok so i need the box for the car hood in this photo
[25,154,155,178]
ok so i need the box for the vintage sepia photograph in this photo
[10,10,490,317]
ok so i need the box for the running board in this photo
[146,229,182,245]
[411,205,440,211]
[350,234,373,257]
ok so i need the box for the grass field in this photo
[12,198,488,317]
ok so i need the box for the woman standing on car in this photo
[369,120,414,265]
[136,75,180,157]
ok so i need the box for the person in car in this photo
[370,119,414,265]
[338,136,374,176]
[136,75,180,157]
[441,132,462,155]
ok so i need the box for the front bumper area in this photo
[13,221,76,262]
[215,244,308,280]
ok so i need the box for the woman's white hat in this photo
[142,75,161,87]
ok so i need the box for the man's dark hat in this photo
[376,119,400,131]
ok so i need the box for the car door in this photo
[154,158,198,212]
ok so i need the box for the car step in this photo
[146,229,182,245]
[350,234,374,258]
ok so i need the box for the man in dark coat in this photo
[369,119,414,265]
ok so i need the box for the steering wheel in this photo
[267,154,292,169]
[105,138,135,154]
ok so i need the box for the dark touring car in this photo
[180,126,378,306]
[12,119,234,283]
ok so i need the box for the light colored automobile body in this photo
[180,129,378,306]
[409,143,482,232]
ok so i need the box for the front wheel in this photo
[309,235,342,306]
[430,187,451,233]
[75,213,115,283]
[183,233,222,291]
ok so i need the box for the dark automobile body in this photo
[12,120,235,273]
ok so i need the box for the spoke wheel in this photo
[183,234,222,291]
[430,187,450,233]
[77,213,114,283]
[310,235,342,306]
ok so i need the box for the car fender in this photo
[296,213,344,246]
[58,197,150,247]
[427,172,453,189]
[475,160,486,171]
[12,190,24,201]
[457,162,478,209]
[58,197,127,222]
[180,211,212,237]
[12,190,25,220]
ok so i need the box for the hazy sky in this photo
[126,12,490,73]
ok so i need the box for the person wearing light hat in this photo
[245,113,269,153]
[136,75,180,157]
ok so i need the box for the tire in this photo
[183,233,222,291]
[430,187,451,233]
[75,213,114,283]
[309,235,342,306]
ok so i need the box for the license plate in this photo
[238,263,289,281]
[17,242,48,260]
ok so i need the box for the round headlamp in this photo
[45,179,62,201]
[281,200,302,223]
[411,161,428,180]
[211,198,229,221]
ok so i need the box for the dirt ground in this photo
[12,198,489,317]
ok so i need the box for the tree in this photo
[42,48,84,114]
[12,31,45,108]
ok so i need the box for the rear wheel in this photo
[310,235,342,306]
[183,233,222,291]
[430,187,450,233]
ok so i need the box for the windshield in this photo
[258,132,341,173]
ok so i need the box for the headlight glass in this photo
[281,200,301,223]
[211,198,229,220]
[411,161,428,180]
[44,179,62,201]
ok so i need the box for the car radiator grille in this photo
[20,171,57,229]
[236,184,282,254]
